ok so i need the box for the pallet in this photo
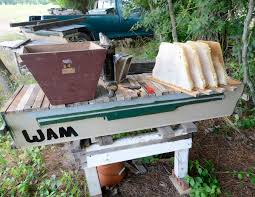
[3,73,237,114]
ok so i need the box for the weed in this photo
[140,156,160,164]
[0,134,87,196]
[185,160,221,197]
[233,169,255,186]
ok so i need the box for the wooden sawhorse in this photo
[75,123,197,197]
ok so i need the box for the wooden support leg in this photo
[170,148,190,195]
[174,149,189,178]
[84,167,102,197]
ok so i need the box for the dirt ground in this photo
[42,119,255,197]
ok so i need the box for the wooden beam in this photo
[174,149,189,178]
[128,61,155,75]
[84,167,102,197]
[31,17,86,31]
[10,18,59,27]
[85,138,192,167]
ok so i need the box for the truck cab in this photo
[35,0,152,40]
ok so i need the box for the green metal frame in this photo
[37,94,224,126]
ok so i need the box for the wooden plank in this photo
[41,96,50,109]
[12,39,31,49]
[197,88,215,95]
[211,87,225,94]
[15,84,37,111]
[84,167,102,197]
[1,85,23,113]
[23,84,41,111]
[31,17,85,31]
[228,78,242,86]
[7,85,30,113]
[128,61,155,75]
[32,88,45,110]
[86,138,192,168]
[174,149,189,178]
[50,104,65,109]
[149,77,201,97]
[10,18,58,27]
[142,75,163,96]
[151,81,170,95]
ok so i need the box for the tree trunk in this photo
[241,0,255,105]
[167,0,178,42]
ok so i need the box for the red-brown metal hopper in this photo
[20,42,107,105]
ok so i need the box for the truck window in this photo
[89,0,116,15]
[95,0,115,9]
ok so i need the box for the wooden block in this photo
[169,175,191,195]
[180,122,197,133]
[96,135,114,146]
[157,126,175,138]
[132,160,147,174]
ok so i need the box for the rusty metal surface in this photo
[20,42,107,105]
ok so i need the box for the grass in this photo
[0,4,54,23]
[0,4,57,37]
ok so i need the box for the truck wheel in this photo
[68,32,92,42]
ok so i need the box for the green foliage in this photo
[0,134,86,196]
[185,160,221,197]
[50,0,95,12]
[233,169,255,186]
[124,0,255,83]
[140,155,160,164]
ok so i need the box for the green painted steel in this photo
[37,94,223,126]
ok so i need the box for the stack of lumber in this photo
[152,40,241,96]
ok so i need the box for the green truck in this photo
[28,0,153,41]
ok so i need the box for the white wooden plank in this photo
[174,149,189,178]
[16,84,36,111]
[86,138,192,167]
[84,167,102,197]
